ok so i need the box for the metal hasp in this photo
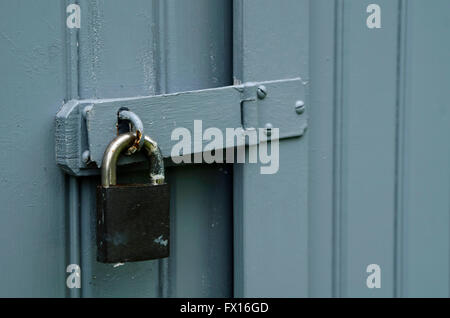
[55,78,308,176]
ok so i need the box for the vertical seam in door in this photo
[332,0,345,299]
[66,0,80,100]
[152,0,170,297]
[153,0,168,95]
[65,0,81,299]
[232,0,244,84]
[232,0,245,297]
[394,0,408,298]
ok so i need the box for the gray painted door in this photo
[0,0,233,298]
[0,0,449,298]
[308,0,450,297]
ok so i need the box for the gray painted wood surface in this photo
[400,0,450,297]
[308,0,450,297]
[0,0,449,298]
[0,0,67,297]
[76,0,234,297]
[233,0,310,297]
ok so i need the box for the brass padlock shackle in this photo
[101,132,165,187]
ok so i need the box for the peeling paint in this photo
[154,235,168,247]
[113,263,125,268]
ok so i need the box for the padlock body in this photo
[96,183,170,263]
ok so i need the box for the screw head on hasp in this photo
[257,85,268,100]
[295,100,306,114]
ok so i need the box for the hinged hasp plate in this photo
[56,78,307,176]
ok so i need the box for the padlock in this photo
[96,132,170,263]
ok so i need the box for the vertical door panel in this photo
[337,0,399,297]
[167,165,233,297]
[78,0,163,297]
[164,0,232,93]
[233,0,310,297]
[309,0,450,297]
[163,0,234,297]
[78,0,233,297]
[308,0,336,297]
[0,0,67,297]
[79,0,157,98]
[401,0,450,297]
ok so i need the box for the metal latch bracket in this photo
[56,77,307,176]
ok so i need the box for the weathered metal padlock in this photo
[96,132,170,263]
